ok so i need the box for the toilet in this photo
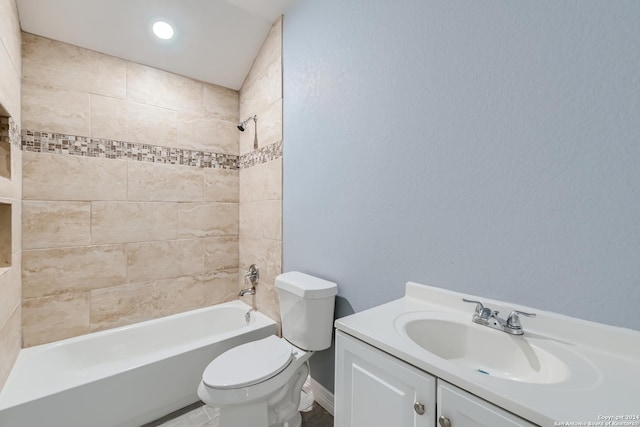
[197,271,337,427]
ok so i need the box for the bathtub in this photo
[0,300,277,427]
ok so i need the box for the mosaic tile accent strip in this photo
[239,141,282,169]
[21,130,239,170]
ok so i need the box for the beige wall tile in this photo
[0,188,10,207]
[128,161,203,202]
[90,94,177,146]
[0,142,9,182]
[10,140,22,201]
[254,16,282,69]
[127,239,204,283]
[178,203,238,238]
[90,280,175,331]
[237,118,254,155]
[127,62,203,115]
[23,151,128,201]
[22,292,90,347]
[239,157,282,202]
[22,33,126,99]
[240,281,280,323]
[22,79,90,135]
[240,200,282,241]
[258,98,283,148]
[256,17,282,75]
[204,236,239,272]
[91,271,238,331]
[0,27,20,123]
[0,181,9,201]
[238,17,282,157]
[23,201,91,249]
[0,52,19,123]
[240,17,281,98]
[91,201,178,244]
[239,99,282,155]
[204,168,239,203]
[237,16,283,323]
[0,252,20,330]
[0,202,10,266]
[239,52,282,124]
[22,244,127,298]
[237,18,282,154]
[238,107,280,159]
[0,303,21,388]
[10,195,20,255]
[200,269,239,306]
[0,0,21,76]
[204,83,239,123]
[0,0,20,389]
[176,112,238,155]
[239,237,281,286]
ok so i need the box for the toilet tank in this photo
[275,272,338,351]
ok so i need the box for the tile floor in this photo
[300,403,334,427]
[144,401,334,427]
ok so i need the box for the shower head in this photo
[237,115,259,150]
[237,115,257,132]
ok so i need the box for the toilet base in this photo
[207,403,269,427]
[201,361,309,427]
[274,411,302,427]
[207,404,302,427]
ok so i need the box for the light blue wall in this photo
[283,0,640,391]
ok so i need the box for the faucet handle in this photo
[462,298,484,312]
[506,310,536,329]
[244,264,259,286]
[462,298,493,319]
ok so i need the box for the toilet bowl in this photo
[197,272,337,427]
[198,336,312,427]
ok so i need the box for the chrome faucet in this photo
[239,264,259,296]
[239,287,255,296]
[462,298,535,335]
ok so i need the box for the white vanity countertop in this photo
[335,282,640,427]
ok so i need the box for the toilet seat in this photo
[203,336,294,389]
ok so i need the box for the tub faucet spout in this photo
[239,287,256,296]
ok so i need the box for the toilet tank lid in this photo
[275,272,338,299]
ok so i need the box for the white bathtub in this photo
[0,300,277,427]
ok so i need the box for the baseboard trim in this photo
[303,376,334,416]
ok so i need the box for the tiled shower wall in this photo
[0,0,22,389]
[238,18,283,322]
[20,33,242,347]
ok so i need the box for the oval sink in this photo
[398,313,570,384]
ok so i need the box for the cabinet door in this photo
[335,331,436,427]
[437,381,537,427]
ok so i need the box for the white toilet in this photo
[197,271,337,427]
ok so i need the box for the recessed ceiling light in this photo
[152,21,174,40]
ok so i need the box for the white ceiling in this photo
[16,0,293,90]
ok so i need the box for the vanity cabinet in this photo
[336,331,536,427]
[437,381,536,427]
[335,331,436,427]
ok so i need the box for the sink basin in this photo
[396,312,570,384]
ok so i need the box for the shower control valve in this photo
[244,264,259,286]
